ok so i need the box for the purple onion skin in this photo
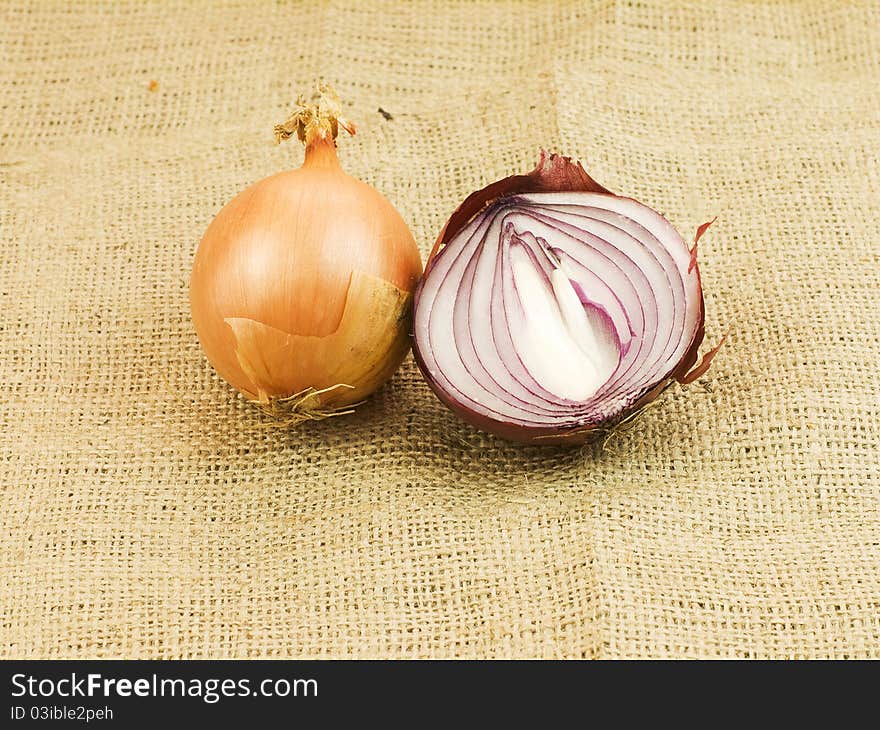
[412,151,715,445]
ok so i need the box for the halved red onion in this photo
[412,151,720,444]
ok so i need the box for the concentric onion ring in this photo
[412,152,719,444]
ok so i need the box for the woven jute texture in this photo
[2,0,879,659]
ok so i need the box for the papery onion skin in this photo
[190,87,423,412]
[412,151,719,444]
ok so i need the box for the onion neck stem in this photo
[303,134,341,170]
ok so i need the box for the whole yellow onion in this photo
[190,85,423,420]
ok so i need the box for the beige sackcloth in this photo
[2,1,878,659]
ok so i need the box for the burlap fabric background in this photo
[2,0,878,659]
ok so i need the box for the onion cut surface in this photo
[412,152,719,444]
